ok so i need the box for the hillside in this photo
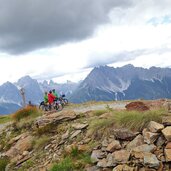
[0,99,171,170]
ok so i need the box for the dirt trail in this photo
[72,101,128,113]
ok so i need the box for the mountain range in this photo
[1,64,171,114]
[70,64,171,102]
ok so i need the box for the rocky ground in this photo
[0,100,171,171]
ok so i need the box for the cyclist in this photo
[48,90,56,110]
[52,89,58,100]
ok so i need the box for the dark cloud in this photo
[0,0,133,54]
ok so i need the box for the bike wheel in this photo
[64,98,68,104]
[56,103,63,111]
[39,104,45,111]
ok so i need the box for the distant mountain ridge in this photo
[70,65,171,102]
[0,76,78,114]
[1,64,171,114]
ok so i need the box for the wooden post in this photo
[20,88,26,107]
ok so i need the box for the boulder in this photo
[148,121,164,133]
[112,150,130,164]
[156,135,166,147]
[161,126,171,141]
[6,135,33,158]
[91,150,106,163]
[113,129,137,141]
[144,152,160,169]
[165,142,171,149]
[126,134,144,150]
[125,101,149,111]
[142,129,159,144]
[164,149,171,162]
[35,111,77,127]
[97,158,108,168]
[106,140,121,152]
[113,164,134,171]
[132,144,156,153]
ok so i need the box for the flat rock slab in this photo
[72,123,88,130]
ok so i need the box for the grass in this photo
[50,150,92,171]
[33,135,50,149]
[92,109,107,116]
[88,108,165,137]
[0,157,9,171]
[12,106,42,121]
[113,109,165,131]
[50,157,74,171]
[0,115,12,124]
[18,159,34,171]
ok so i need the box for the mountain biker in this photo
[43,92,49,111]
[48,90,56,110]
[44,92,48,103]
[52,89,58,100]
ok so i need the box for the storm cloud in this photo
[0,0,133,54]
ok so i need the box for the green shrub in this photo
[70,147,79,157]
[0,157,9,171]
[92,109,107,116]
[50,157,74,171]
[12,106,41,121]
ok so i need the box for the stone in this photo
[126,134,144,150]
[112,165,123,171]
[161,126,171,141]
[106,140,121,152]
[164,149,171,162]
[125,101,149,111]
[78,144,89,152]
[8,133,28,145]
[97,158,108,168]
[131,151,144,159]
[72,123,89,130]
[156,135,166,147]
[112,150,130,164]
[102,138,108,147]
[44,144,51,150]
[85,166,100,171]
[91,150,106,163]
[70,130,82,139]
[162,116,171,126]
[144,152,160,169]
[114,129,137,141]
[113,164,134,171]
[35,111,77,127]
[106,153,116,167]
[142,129,159,144]
[148,121,164,133]
[22,151,29,156]
[132,144,156,153]
[165,142,171,149]
[61,130,69,140]
[6,135,33,158]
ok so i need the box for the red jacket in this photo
[48,93,56,104]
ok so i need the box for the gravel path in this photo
[72,101,128,113]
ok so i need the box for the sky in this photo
[0,0,171,85]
